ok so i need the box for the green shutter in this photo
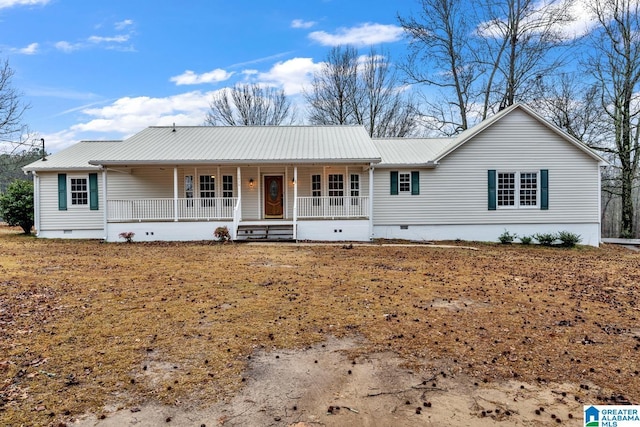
[488,170,496,210]
[411,171,420,195]
[58,173,67,211]
[89,173,99,210]
[390,171,398,195]
[540,169,548,210]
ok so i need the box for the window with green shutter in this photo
[411,171,420,195]
[488,170,496,210]
[390,171,398,195]
[391,171,420,195]
[540,169,548,210]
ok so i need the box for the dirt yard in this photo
[1,224,639,426]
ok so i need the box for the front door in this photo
[264,176,283,218]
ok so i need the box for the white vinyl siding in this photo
[373,108,600,225]
[38,172,104,231]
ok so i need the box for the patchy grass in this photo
[0,224,639,425]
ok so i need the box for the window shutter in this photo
[390,171,398,195]
[411,171,420,195]
[540,169,548,210]
[89,173,99,210]
[58,174,67,211]
[488,170,496,210]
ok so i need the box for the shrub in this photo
[118,231,135,243]
[498,229,517,244]
[534,232,557,246]
[519,235,533,245]
[0,179,34,234]
[557,230,582,247]
[214,226,231,242]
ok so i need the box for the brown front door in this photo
[264,176,283,218]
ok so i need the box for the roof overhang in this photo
[89,158,382,166]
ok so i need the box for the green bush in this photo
[533,232,557,246]
[0,179,34,234]
[498,229,517,244]
[519,235,533,245]
[557,230,582,247]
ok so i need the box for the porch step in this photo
[236,224,294,241]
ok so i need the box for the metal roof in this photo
[23,140,123,172]
[89,125,381,165]
[372,137,454,167]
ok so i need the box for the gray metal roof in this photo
[23,140,123,172]
[373,137,454,166]
[89,125,381,165]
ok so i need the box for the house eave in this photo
[89,158,382,166]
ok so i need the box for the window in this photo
[390,171,420,195]
[70,178,88,205]
[328,174,344,206]
[222,175,233,207]
[491,170,543,209]
[350,174,360,205]
[312,174,322,206]
[58,173,98,210]
[399,173,411,193]
[185,175,194,207]
[200,175,215,207]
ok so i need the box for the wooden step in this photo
[236,224,294,241]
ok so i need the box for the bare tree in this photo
[398,0,477,133]
[582,0,640,237]
[0,58,30,154]
[205,83,295,126]
[305,46,359,126]
[305,45,420,137]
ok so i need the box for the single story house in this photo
[23,104,607,246]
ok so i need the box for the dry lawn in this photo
[0,224,639,426]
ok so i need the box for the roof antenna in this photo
[41,138,47,161]
[172,123,176,132]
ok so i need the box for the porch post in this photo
[102,169,108,240]
[293,166,298,240]
[369,165,374,240]
[173,167,178,222]
[33,172,40,236]
[234,166,242,240]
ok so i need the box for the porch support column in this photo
[33,172,40,236]
[369,165,374,240]
[102,169,108,240]
[234,166,242,240]
[173,167,178,222]
[293,166,298,240]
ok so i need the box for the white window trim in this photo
[497,171,539,209]
[398,172,412,194]
[68,175,89,208]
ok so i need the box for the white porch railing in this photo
[108,198,237,222]
[297,196,369,218]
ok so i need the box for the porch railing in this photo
[108,198,237,222]
[297,196,369,218]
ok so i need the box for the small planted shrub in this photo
[119,231,135,243]
[534,232,557,246]
[214,226,231,243]
[557,230,582,247]
[498,229,517,244]
[519,235,533,245]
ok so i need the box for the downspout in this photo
[598,165,603,246]
[102,169,108,241]
[293,166,298,240]
[369,164,374,240]
[173,167,178,222]
[33,172,40,236]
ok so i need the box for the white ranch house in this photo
[24,104,607,246]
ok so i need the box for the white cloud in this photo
[115,19,134,30]
[257,57,320,95]
[55,41,81,53]
[309,23,404,46]
[88,34,130,44]
[170,69,234,85]
[0,0,49,9]
[291,19,316,29]
[12,42,38,55]
[42,91,218,151]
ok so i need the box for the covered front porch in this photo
[102,164,374,241]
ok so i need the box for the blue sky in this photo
[1,0,419,152]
